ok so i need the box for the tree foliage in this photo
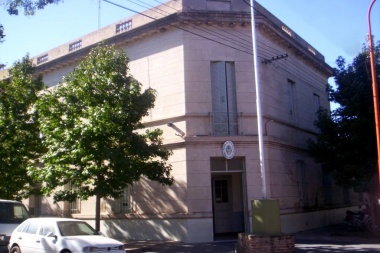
[0,56,45,200]
[2,0,63,15]
[0,24,4,43]
[308,41,380,192]
[31,45,173,227]
[0,25,5,70]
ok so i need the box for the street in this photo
[125,224,380,252]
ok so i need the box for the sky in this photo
[0,0,379,78]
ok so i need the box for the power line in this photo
[103,0,328,81]
[103,0,254,55]
[121,0,291,61]
[111,0,291,60]
[149,0,253,44]
[128,0,254,52]
[136,0,292,63]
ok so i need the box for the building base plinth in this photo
[236,233,295,253]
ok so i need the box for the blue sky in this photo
[0,0,379,73]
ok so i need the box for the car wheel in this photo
[10,246,21,253]
[61,250,71,253]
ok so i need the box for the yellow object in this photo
[251,199,281,234]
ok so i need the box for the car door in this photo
[35,222,57,253]
[16,220,40,253]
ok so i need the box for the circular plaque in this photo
[222,141,235,159]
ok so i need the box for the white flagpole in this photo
[250,0,267,199]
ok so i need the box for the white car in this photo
[8,218,125,253]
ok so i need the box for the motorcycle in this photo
[344,209,372,231]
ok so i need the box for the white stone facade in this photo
[6,0,366,243]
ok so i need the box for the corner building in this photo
[13,0,366,243]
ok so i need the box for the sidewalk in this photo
[122,224,380,253]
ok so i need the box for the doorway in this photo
[211,158,246,239]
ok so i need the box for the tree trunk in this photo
[95,194,101,232]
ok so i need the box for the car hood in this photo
[63,235,123,246]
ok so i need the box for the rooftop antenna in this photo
[98,0,101,29]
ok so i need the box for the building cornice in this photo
[7,2,332,78]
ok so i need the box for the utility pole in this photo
[368,0,379,203]
[98,0,101,29]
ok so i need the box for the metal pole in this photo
[368,0,380,200]
[98,0,101,29]
[250,0,267,199]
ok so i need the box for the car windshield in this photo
[0,202,30,224]
[57,221,97,236]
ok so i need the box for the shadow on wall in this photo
[39,196,66,217]
[102,177,189,241]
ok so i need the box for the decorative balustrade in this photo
[116,20,132,34]
[37,54,48,64]
[69,40,82,52]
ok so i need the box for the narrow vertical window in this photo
[115,187,131,214]
[287,79,295,116]
[64,182,81,214]
[296,160,308,208]
[211,61,238,136]
[313,93,320,114]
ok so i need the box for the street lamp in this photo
[368,0,380,201]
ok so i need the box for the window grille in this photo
[69,40,82,52]
[65,182,81,214]
[114,187,131,214]
[37,54,48,64]
[116,20,132,33]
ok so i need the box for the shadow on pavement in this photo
[124,223,380,253]
[295,223,380,253]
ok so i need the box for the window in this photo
[39,224,55,236]
[211,61,238,136]
[287,79,295,116]
[64,182,81,214]
[28,187,42,217]
[296,160,308,207]
[0,202,30,223]
[25,221,39,234]
[214,179,228,203]
[313,93,320,114]
[210,157,244,172]
[114,187,131,214]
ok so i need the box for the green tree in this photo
[0,24,5,69]
[0,55,45,200]
[308,41,380,193]
[2,0,63,15]
[32,45,173,230]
